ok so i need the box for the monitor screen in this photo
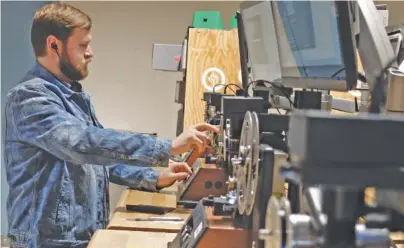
[273,1,349,83]
[240,1,357,91]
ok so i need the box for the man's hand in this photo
[171,123,219,155]
[156,162,193,189]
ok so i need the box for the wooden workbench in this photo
[88,229,176,248]
[392,232,404,248]
[88,166,190,246]
[108,188,192,233]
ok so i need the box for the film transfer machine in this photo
[168,0,404,247]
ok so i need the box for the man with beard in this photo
[4,2,218,248]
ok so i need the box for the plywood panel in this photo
[183,28,242,130]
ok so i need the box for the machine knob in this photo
[181,225,192,236]
[260,213,316,248]
[227,176,236,183]
[289,214,317,247]
[231,157,242,166]
[239,145,249,155]
[182,233,190,242]
[258,228,273,239]
[208,106,216,118]
[356,224,390,248]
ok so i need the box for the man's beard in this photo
[59,51,89,82]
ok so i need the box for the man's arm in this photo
[108,164,160,191]
[109,161,193,191]
[6,83,171,167]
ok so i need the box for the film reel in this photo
[245,111,260,215]
[259,196,292,248]
[235,111,260,215]
[235,111,253,215]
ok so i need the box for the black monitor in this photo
[356,0,395,89]
[240,1,358,91]
[239,1,282,84]
[236,11,250,90]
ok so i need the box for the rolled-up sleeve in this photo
[6,83,171,167]
[108,164,161,191]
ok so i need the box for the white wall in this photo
[66,1,240,214]
[68,1,239,137]
[375,1,404,26]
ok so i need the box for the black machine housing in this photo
[286,110,404,190]
[279,110,404,248]
[202,94,266,168]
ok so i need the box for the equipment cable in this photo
[246,80,296,108]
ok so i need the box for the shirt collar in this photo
[32,61,85,97]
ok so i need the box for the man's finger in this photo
[173,172,189,181]
[194,123,220,133]
[195,131,210,145]
[191,135,204,153]
[175,162,193,174]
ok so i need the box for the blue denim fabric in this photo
[4,62,172,247]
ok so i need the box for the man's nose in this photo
[85,45,94,59]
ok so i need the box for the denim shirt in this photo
[4,62,172,248]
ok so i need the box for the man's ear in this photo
[46,35,60,55]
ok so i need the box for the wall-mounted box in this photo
[151,43,183,71]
